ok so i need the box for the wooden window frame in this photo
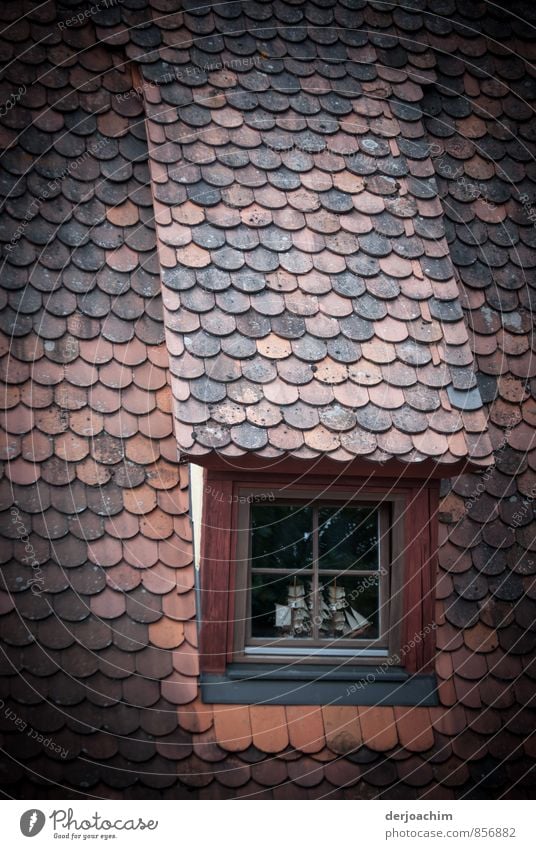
[199,469,439,680]
[233,491,399,661]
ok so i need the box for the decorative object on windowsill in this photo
[322,580,371,637]
[274,578,370,639]
[275,577,312,637]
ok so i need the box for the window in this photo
[233,493,399,660]
[196,466,439,706]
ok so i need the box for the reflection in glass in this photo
[251,504,313,570]
[318,506,378,571]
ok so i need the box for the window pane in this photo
[251,574,313,639]
[318,506,378,571]
[319,575,380,639]
[251,504,313,571]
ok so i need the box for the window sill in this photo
[200,663,438,706]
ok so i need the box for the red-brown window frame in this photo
[199,467,439,677]
[233,490,395,657]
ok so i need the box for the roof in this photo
[139,21,493,465]
[0,0,535,801]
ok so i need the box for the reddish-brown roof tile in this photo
[322,706,363,755]
[177,699,213,735]
[249,706,289,754]
[358,707,398,751]
[394,707,435,753]
[212,705,253,753]
[285,706,326,754]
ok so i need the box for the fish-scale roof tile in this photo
[139,23,491,467]
[2,0,536,803]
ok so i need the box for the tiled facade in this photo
[0,0,535,799]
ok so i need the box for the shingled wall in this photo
[0,0,535,799]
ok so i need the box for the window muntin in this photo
[235,491,395,658]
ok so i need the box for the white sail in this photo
[275,603,292,628]
[344,607,371,633]
[275,582,311,636]
[275,581,370,638]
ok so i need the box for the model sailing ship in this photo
[275,577,371,638]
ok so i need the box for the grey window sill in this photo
[200,663,438,706]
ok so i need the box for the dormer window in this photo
[195,465,439,706]
[234,493,394,657]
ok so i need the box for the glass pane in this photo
[319,574,380,640]
[251,504,313,571]
[251,574,314,639]
[318,506,378,571]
